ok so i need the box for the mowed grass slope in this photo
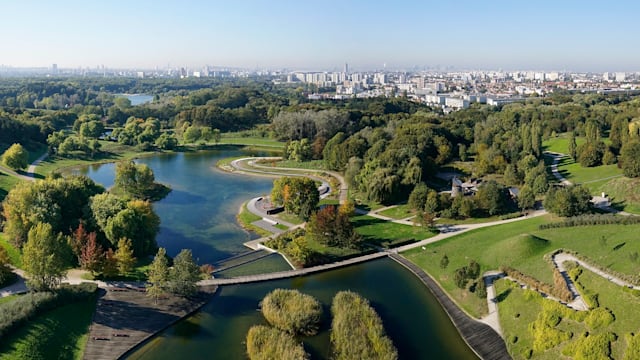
[0,297,96,360]
[403,215,640,317]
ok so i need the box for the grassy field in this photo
[0,170,22,201]
[235,202,272,237]
[436,212,523,226]
[553,155,622,187]
[352,215,437,248]
[596,177,640,214]
[377,204,414,220]
[0,296,96,360]
[0,232,22,267]
[271,159,327,170]
[403,214,640,318]
[218,136,284,148]
[543,135,586,154]
[275,212,304,225]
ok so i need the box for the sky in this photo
[1,0,639,72]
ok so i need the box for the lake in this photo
[121,93,154,105]
[75,149,477,359]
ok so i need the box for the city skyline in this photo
[1,0,639,72]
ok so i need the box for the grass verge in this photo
[0,295,96,360]
[352,215,437,248]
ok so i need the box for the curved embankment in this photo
[389,254,511,360]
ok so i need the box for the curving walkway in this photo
[0,152,48,182]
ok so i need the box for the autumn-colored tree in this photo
[306,205,360,248]
[1,143,28,170]
[69,223,89,265]
[80,232,104,275]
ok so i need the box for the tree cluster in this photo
[543,185,592,217]
[146,248,203,303]
[271,176,319,220]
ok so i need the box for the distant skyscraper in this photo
[51,63,58,74]
[344,62,349,74]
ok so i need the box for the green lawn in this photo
[543,134,586,154]
[352,215,437,248]
[403,214,640,318]
[597,177,640,214]
[271,160,327,170]
[275,212,304,225]
[436,212,523,226]
[377,204,415,220]
[0,296,96,360]
[552,155,622,187]
[0,232,22,267]
[0,170,22,201]
[0,294,20,305]
[218,136,284,148]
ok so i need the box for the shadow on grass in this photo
[494,288,511,303]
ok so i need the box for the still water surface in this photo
[75,149,477,359]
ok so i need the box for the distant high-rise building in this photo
[344,62,349,74]
[51,63,58,74]
[615,72,626,82]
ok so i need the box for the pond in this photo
[74,148,477,359]
[127,258,477,360]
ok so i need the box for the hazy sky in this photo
[1,0,638,71]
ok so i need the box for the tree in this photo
[306,205,361,248]
[22,223,66,291]
[408,183,429,212]
[568,132,578,159]
[79,120,104,139]
[518,185,536,211]
[0,247,13,287]
[155,133,179,150]
[114,160,156,199]
[79,232,103,275]
[475,180,511,216]
[271,177,319,220]
[114,238,136,276]
[104,200,159,257]
[543,185,592,217]
[102,248,119,278]
[454,267,468,289]
[147,247,169,303]
[1,143,28,170]
[168,249,200,296]
[440,254,449,269]
[620,141,640,178]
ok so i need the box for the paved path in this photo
[83,286,217,360]
[27,152,48,177]
[0,152,48,182]
[545,151,572,186]
[554,252,640,290]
